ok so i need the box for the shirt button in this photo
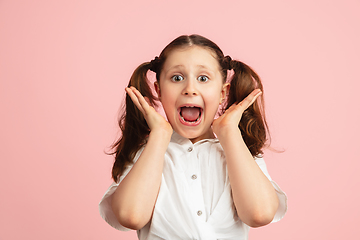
[187,147,193,152]
[191,174,197,180]
[197,210,202,216]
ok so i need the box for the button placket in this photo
[185,144,206,221]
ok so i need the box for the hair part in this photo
[109,34,270,182]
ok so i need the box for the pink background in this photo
[1,0,359,239]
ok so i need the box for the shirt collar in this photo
[170,131,220,146]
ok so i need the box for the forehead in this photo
[162,46,221,72]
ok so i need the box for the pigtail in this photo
[225,59,269,156]
[110,62,157,182]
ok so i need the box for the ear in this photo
[154,81,161,100]
[220,83,230,104]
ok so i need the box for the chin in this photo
[177,131,198,139]
[175,127,213,143]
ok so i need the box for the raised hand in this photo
[125,86,173,135]
[112,87,173,229]
[213,89,262,138]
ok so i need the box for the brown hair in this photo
[110,34,270,182]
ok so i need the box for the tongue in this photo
[181,107,200,122]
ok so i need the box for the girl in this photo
[99,34,287,240]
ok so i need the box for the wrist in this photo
[150,127,172,141]
[216,127,246,146]
[215,125,240,140]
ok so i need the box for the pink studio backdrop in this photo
[1,0,359,239]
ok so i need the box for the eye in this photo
[197,75,209,82]
[171,75,184,82]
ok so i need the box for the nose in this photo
[182,79,198,96]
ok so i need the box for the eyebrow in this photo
[167,65,184,71]
[165,65,215,74]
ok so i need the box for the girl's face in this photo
[155,46,229,143]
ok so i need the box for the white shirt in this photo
[99,132,287,240]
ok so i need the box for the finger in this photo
[130,87,152,113]
[237,89,262,110]
[144,96,152,107]
[245,89,262,108]
[125,87,141,107]
[125,87,145,114]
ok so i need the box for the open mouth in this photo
[179,106,203,125]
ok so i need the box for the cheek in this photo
[160,92,176,114]
[205,85,222,101]
[161,90,175,102]
[204,92,222,114]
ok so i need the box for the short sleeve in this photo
[255,156,288,223]
[98,146,145,231]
